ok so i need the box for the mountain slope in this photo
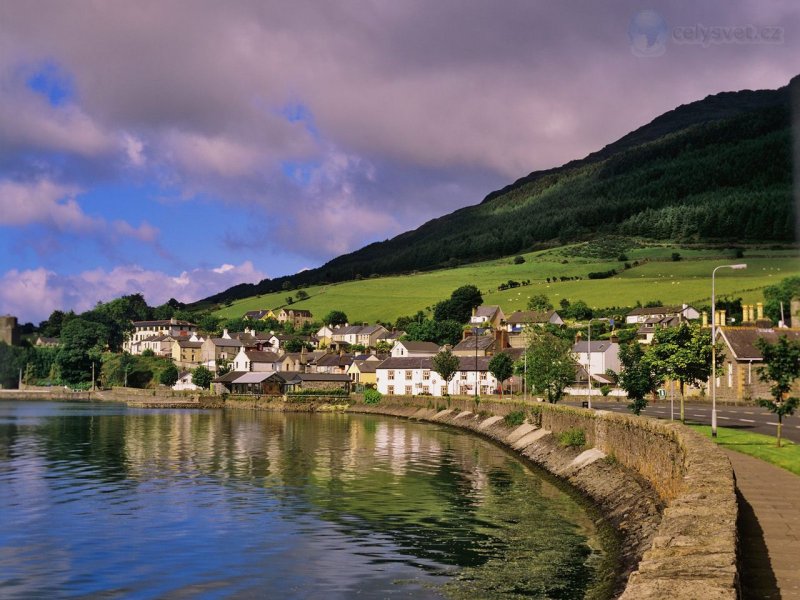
[198,76,796,306]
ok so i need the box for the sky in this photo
[0,1,798,323]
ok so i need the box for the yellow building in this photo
[348,360,378,387]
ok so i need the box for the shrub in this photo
[513,255,525,264]
[600,384,612,397]
[558,427,586,448]
[364,388,381,405]
[671,252,682,262]
[504,410,525,427]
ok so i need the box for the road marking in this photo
[718,416,730,420]
[691,413,704,417]
[767,422,778,426]
[739,419,755,423]
[744,412,754,415]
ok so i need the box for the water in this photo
[0,401,617,599]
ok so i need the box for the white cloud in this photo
[0,261,266,323]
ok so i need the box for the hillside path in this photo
[724,449,800,599]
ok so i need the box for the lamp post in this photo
[586,320,593,409]
[711,264,747,437]
[474,326,479,398]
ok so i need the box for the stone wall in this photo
[349,395,738,600]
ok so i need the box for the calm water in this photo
[0,401,617,599]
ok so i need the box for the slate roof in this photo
[213,370,247,383]
[507,310,558,324]
[572,341,617,353]
[719,328,800,360]
[452,335,495,352]
[627,305,694,317]
[245,350,281,363]
[474,305,501,319]
[132,319,198,327]
[394,341,441,353]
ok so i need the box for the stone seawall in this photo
[348,397,738,600]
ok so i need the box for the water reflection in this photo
[0,401,616,599]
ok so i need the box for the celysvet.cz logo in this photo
[629,10,784,57]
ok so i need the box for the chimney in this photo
[702,311,708,328]
[791,299,800,328]
[756,302,764,320]
[748,305,755,323]
[720,310,727,327]
[222,329,231,339]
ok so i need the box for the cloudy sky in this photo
[0,1,797,323]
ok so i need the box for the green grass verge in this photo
[689,424,800,476]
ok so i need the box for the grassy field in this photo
[213,245,800,323]
[689,424,800,476]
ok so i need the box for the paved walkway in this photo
[724,449,800,599]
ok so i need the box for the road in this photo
[562,398,800,444]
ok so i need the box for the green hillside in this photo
[213,244,800,324]
[199,76,797,307]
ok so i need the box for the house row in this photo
[243,308,314,328]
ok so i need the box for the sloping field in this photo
[213,246,799,323]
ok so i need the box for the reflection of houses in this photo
[375,356,499,397]
[625,304,699,325]
[715,327,800,401]
[124,318,199,354]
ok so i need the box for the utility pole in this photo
[586,321,593,409]
[474,326,478,398]
[92,362,96,392]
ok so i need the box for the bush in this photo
[364,389,382,405]
[671,252,682,262]
[504,410,525,426]
[513,255,525,264]
[587,269,617,280]
[558,427,586,448]
[600,384,612,397]
[286,388,350,397]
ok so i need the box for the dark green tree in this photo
[525,331,575,403]
[324,310,349,327]
[433,285,482,323]
[192,365,213,390]
[527,294,553,312]
[763,276,800,324]
[618,342,661,415]
[488,352,514,397]
[159,363,180,386]
[57,318,109,384]
[432,349,459,396]
[756,336,800,447]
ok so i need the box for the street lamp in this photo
[711,264,747,437]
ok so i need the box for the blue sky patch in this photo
[27,60,74,106]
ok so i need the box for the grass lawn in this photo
[689,424,800,476]
[213,245,800,324]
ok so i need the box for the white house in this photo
[390,341,441,358]
[124,318,199,354]
[375,356,498,397]
[625,304,700,325]
[173,371,200,391]
[232,348,281,372]
[572,341,621,377]
[470,305,505,328]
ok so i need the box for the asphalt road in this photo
[562,398,800,444]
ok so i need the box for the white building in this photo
[625,304,700,325]
[375,356,498,397]
[572,341,621,377]
[390,341,441,358]
[124,318,199,354]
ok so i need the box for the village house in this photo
[714,327,800,401]
[276,308,314,328]
[242,309,274,321]
[375,356,499,397]
[347,358,381,387]
[34,336,61,347]
[124,318,199,354]
[504,310,564,348]
[376,329,405,346]
[232,348,282,372]
[316,324,335,347]
[390,340,440,357]
[172,339,203,369]
[572,340,621,378]
[200,336,248,372]
[452,333,498,357]
[625,304,700,325]
[470,305,505,329]
[173,371,199,391]
[314,352,354,374]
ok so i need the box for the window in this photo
[422,385,429,395]
[388,385,395,395]
[405,370,412,380]
[388,370,395,380]
[422,370,430,380]
[405,385,412,395]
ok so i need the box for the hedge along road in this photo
[562,399,800,444]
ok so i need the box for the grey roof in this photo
[350,360,378,373]
[395,341,441,353]
[376,357,434,370]
[177,341,202,348]
[627,305,694,317]
[719,328,800,360]
[211,338,246,348]
[232,372,273,384]
[474,305,501,318]
[452,335,495,352]
[507,310,558,324]
[572,341,617,353]
[245,350,281,363]
[213,370,248,383]
[133,319,197,327]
